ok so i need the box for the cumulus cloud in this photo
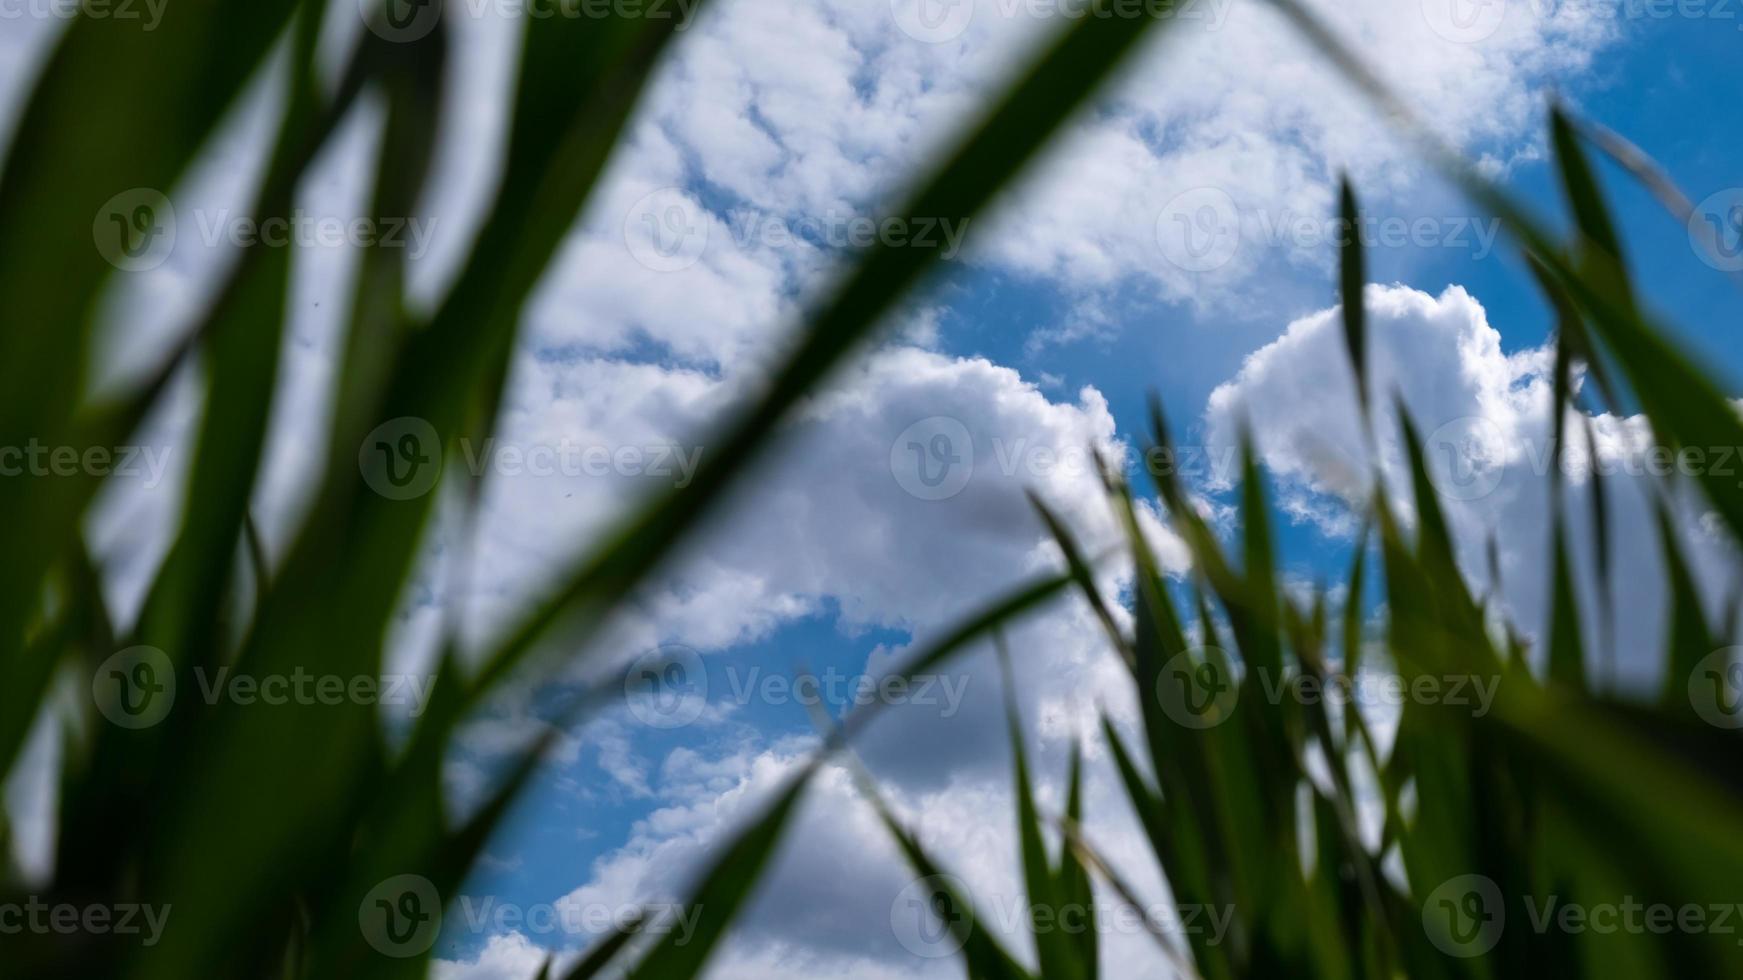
[0,1,1636,975]
[439,721,1176,980]
[1203,283,1740,687]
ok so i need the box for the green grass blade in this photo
[1547,515,1587,689]
[471,0,1193,699]
[621,765,816,979]
[1338,178,1371,432]
[1057,742,1098,978]
[996,641,1077,980]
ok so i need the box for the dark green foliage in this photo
[3,2,1741,979]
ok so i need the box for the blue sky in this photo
[4,2,1740,977]
[412,6,1743,976]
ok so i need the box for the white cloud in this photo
[1203,283,1741,688]
[440,720,1177,979]
[433,931,554,980]
[0,2,1635,972]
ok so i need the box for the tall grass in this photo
[0,0,1738,978]
[861,30,1743,971]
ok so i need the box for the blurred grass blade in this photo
[556,915,643,980]
[1655,499,1716,709]
[473,0,1192,697]
[1550,104,1633,305]
[859,782,1037,980]
[839,572,1074,742]
[619,765,817,980]
[1338,178,1371,434]
[1547,515,1586,689]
